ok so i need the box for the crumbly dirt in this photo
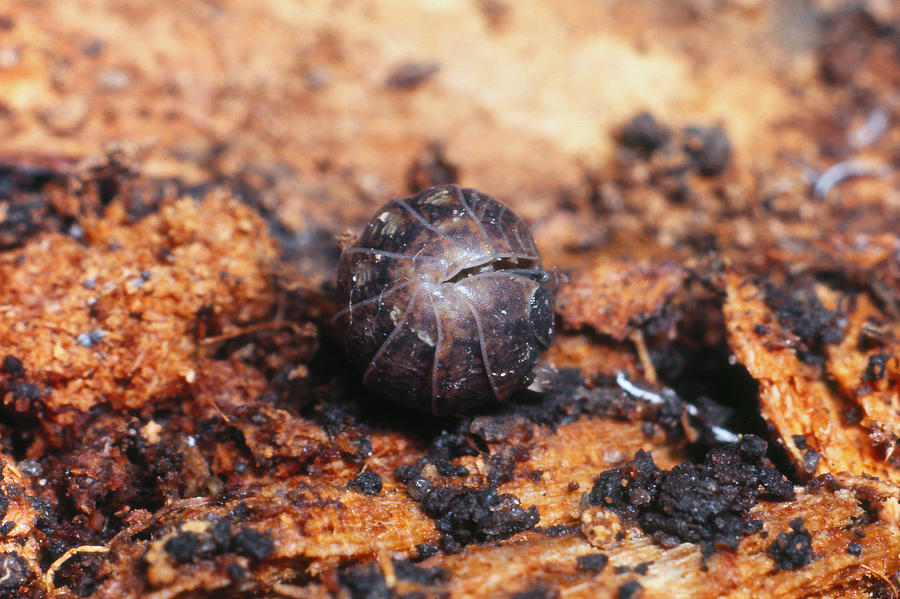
[1,1,900,598]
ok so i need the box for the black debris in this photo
[339,562,391,599]
[395,432,479,489]
[1,356,24,378]
[514,367,688,437]
[406,477,433,502]
[791,435,808,450]
[862,352,892,383]
[164,531,200,563]
[510,584,558,599]
[588,435,794,557]
[26,495,57,534]
[421,485,539,553]
[435,460,469,478]
[576,553,609,573]
[209,518,233,550]
[157,519,272,569]
[232,527,274,561]
[857,321,890,351]
[484,446,530,486]
[161,519,230,564]
[634,562,652,575]
[430,430,480,460]
[763,282,845,362]
[847,541,862,557]
[226,563,247,582]
[842,406,862,426]
[395,423,539,553]
[620,112,671,155]
[8,381,41,400]
[386,62,440,89]
[393,559,449,586]
[468,414,531,444]
[348,471,383,496]
[767,518,813,570]
[0,199,42,248]
[230,501,251,521]
[544,524,579,537]
[415,543,438,560]
[682,125,731,176]
[617,580,643,599]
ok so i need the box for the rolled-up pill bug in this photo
[333,184,555,416]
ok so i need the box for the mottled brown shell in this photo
[333,185,555,416]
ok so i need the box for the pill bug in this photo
[333,184,555,415]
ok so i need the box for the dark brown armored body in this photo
[334,185,555,415]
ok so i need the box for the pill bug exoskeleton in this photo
[333,184,555,415]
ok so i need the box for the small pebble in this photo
[348,471,384,496]
[76,329,106,347]
[17,459,42,477]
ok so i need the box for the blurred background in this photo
[1,0,898,278]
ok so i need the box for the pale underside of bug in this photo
[334,185,555,415]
